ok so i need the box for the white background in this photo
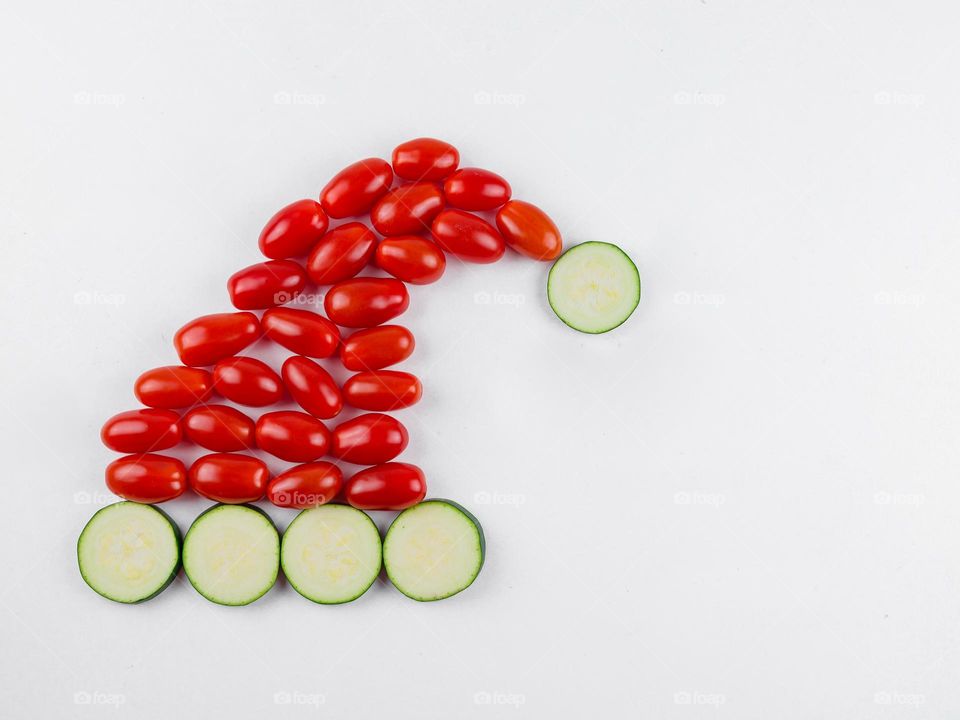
[1,0,958,717]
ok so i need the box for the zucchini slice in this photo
[77,501,181,604]
[547,241,640,333]
[383,499,484,602]
[182,504,279,606]
[281,504,382,604]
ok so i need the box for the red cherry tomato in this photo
[227,259,306,310]
[212,356,283,407]
[345,462,426,510]
[188,453,268,504]
[174,312,261,367]
[258,199,329,259]
[495,200,563,261]
[342,371,422,410]
[255,411,332,463]
[431,209,505,263]
[306,222,377,285]
[281,356,343,419]
[370,183,445,236]
[261,307,340,358]
[101,409,182,453]
[105,454,187,503]
[392,138,460,181]
[134,366,214,409]
[320,158,393,218]
[324,278,409,328]
[443,167,511,211]
[332,413,409,465]
[182,405,256,452]
[267,462,343,509]
[339,325,414,371]
[375,236,446,284]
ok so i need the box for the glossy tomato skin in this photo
[101,409,182,453]
[375,236,446,284]
[306,222,377,285]
[431,209,506,263]
[339,325,414,371]
[281,356,343,419]
[105,454,187,503]
[443,167,511,211]
[227,260,306,310]
[345,462,426,511]
[342,371,422,411]
[371,183,445,236]
[324,278,409,328]
[261,307,340,358]
[320,158,393,218]
[255,411,332,463]
[259,199,329,259]
[332,413,408,465]
[391,138,459,181]
[134,366,214,409]
[495,200,563,261]
[182,405,256,452]
[267,462,343,509]
[212,356,283,407]
[188,453,268,504]
[174,312,260,367]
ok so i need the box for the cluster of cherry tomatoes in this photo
[99,138,561,512]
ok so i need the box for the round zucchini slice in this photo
[77,501,181,604]
[182,504,279,606]
[281,504,382,604]
[547,241,640,333]
[383,499,484,602]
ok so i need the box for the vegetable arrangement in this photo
[78,137,640,605]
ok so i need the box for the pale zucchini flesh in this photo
[182,504,279,606]
[77,501,181,604]
[281,504,382,604]
[547,241,640,333]
[384,499,484,602]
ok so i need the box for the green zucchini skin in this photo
[77,501,182,604]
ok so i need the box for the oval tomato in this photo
[258,199,329,259]
[281,356,343,419]
[345,462,426,510]
[182,405,256,452]
[101,409,182,453]
[339,325,414,371]
[342,371,422,410]
[105,454,187,503]
[255,411,332,463]
[320,158,393,218]
[261,307,340,358]
[212,356,283,407]
[332,413,408,465]
[495,200,563,261]
[431,209,505,263]
[267,462,343,509]
[306,222,377,285]
[134,366,214,409]
[227,260,307,309]
[370,183,445,236]
[443,167,511,210]
[375,236,445,284]
[188,453,268,504]
[324,278,409,328]
[174,312,261,367]
[392,138,459,181]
